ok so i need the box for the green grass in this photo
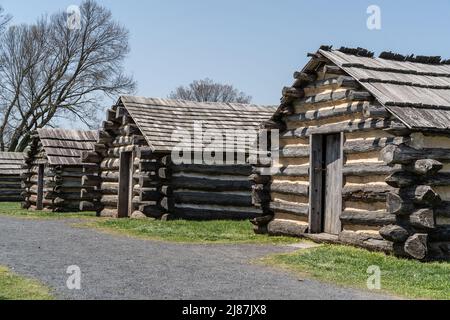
[261,244,450,300]
[0,266,53,300]
[86,218,298,245]
[0,202,96,219]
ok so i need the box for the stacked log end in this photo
[381,138,450,260]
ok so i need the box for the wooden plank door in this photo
[309,135,324,233]
[323,133,343,235]
[118,152,133,218]
[36,164,45,210]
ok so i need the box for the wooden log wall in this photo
[171,162,261,220]
[255,58,410,253]
[381,132,450,260]
[82,105,168,218]
[0,153,24,202]
[22,135,98,212]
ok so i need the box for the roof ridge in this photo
[320,45,450,66]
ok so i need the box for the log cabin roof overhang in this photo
[276,46,450,132]
[116,96,278,153]
[36,128,99,166]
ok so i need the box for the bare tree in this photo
[0,6,11,33]
[169,78,252,104]
[0,0,136,151]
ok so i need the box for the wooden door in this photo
[323,134,343,235]
[309,133,343,235]
[36,164,45,210]
[118,152,133,218]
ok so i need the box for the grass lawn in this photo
[84,218,298,245]
[0,202,96,219]
[0,266,53,300]
[261,244,450,300]
[0,202,296,245]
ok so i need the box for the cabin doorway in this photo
[36,164,45,210]
[118,151,133,218]
[309,133,343,235]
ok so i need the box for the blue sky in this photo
[2,0,450,118]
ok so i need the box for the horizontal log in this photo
[282,119,398,139]
[382,144,450,165]
[139,204,166,219]
[172,164,252,176]
[139,189,163,202]
[172,206,262,221]
[270,201,308,217]
[386,172,450,188]
[271,182,309,197]
[174,191,252,207]
[101,159,120,170]
[274,166,309,177]
[340,210,396,226]
[100,195,118,207]
[172,176,252,192]
[288,102,363,123]
[344,137,406,154]
[362,105,390,119]
[343,184,395,202]
[277,146,309,158]
[267,219,308,237]
[338,231,393,253]
[343,163,398,177]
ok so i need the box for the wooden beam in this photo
[340,210,396,226]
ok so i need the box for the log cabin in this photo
[21,128,99,212]
[0,152,24,202]
[80,96,276,220]
[253,46,450,260]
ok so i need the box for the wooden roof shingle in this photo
[37,129,99,165]
[0,152,24,175]
[119,96,277,152]
[318,48,450,130]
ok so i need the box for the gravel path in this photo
[0,216,394,300]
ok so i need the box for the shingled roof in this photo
[37,129,99,165]
[0,152,24,175]
[118,96,277,152]
[306,47,450,130]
